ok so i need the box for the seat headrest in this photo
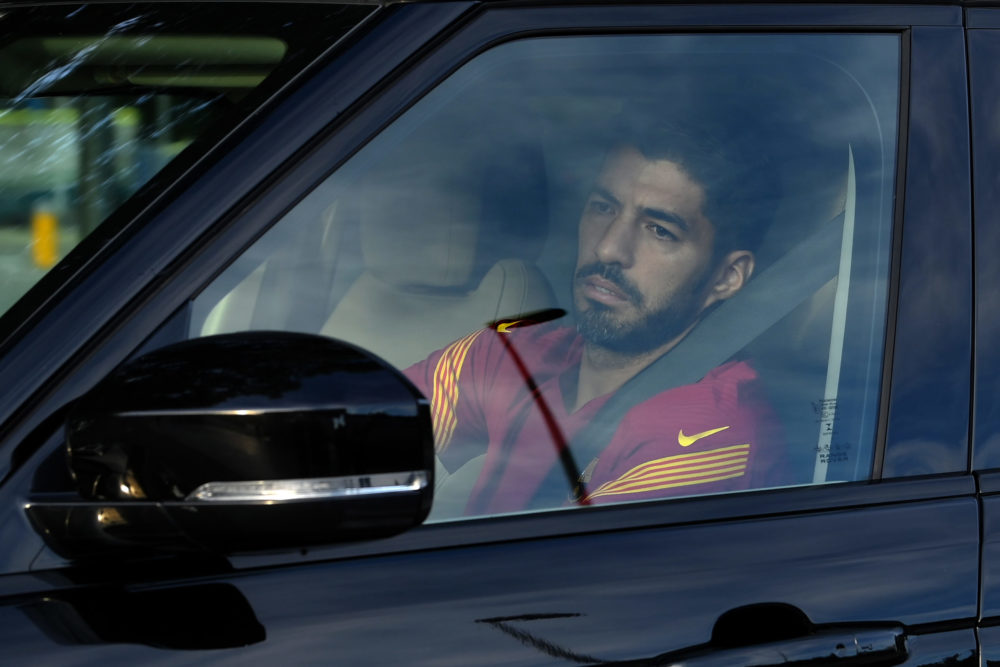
[359,163,482,290]
[354,132,549,292]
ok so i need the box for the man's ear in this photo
[703,250,755,309]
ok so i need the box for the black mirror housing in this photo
[27,332,434,556]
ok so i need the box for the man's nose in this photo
[593,214,635,267]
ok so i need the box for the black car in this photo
[0,0,994,664]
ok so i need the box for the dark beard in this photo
[573,262,706,356]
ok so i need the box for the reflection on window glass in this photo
[0,2,371,318]
[0,93,222,312]
[192,34,900,521]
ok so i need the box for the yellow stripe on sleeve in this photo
[429,330,484,453]
[587,470,748,499]
[585,444,751,501]
[607,445,749,484]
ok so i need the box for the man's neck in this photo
[571,324,697,413]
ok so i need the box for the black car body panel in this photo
[0,495,980,662]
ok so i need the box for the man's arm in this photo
[404,329,496,471]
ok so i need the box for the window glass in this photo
[190,33,900,520]
[0,2,371,317]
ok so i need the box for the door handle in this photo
[658,625,907,666]
[476,605,908,666]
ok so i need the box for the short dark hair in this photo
[611,116,780,262]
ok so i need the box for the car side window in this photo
[190,33,900,520]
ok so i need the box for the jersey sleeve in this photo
[404,329,498,469]
[404,323,576,472]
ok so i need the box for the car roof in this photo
[0,0,980,7]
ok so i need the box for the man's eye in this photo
[647,223,677,241]
[589,200,614,216]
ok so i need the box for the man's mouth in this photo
[574,262,643,308]
[580,275,632,306]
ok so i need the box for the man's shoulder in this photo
[701,358,760,383]
[699,358,765,404]
[481,319,582,366]
[620,359,769,429]
[421,319,581,386]
[497,318,577,344]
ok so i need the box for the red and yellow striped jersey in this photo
[405,323,787,515]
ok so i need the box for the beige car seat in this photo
[320,146,557,369]
[321,259,555,370]
[201,135,556,372]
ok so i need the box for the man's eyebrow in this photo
[641,206,690,233]
[591,186,621,207]
[590,185,691,233]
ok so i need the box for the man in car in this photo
[405,119,787,515]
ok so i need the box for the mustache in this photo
[574,262,643,305]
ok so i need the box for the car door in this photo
[0,2,980,665]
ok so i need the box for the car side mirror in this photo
[27,332,434,557]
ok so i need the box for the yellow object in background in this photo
[31,207,58,269]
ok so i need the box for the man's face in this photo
[573,146,721,354]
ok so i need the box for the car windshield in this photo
[0,2,371,320]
